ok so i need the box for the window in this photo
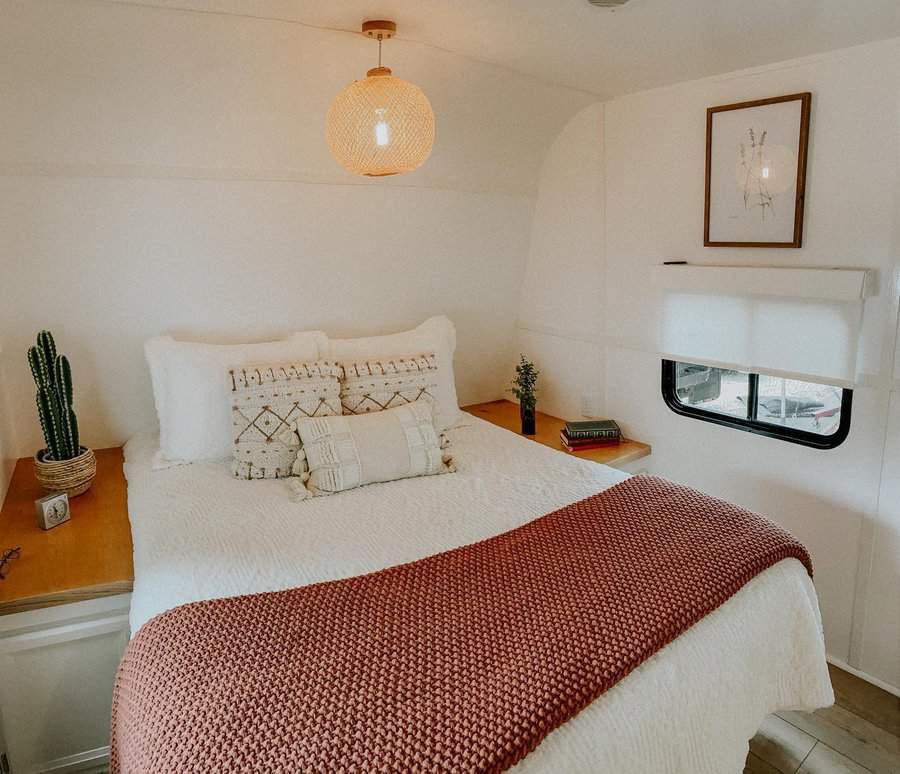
[661,360,852,449]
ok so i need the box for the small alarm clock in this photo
[35,492,71,530]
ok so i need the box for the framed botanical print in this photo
[704,92,811,247]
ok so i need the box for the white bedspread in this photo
[124,416,833,774]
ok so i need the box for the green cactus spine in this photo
[35,384,65,461]
[54,355,79,457]
[67,409,81,458]
[27,344,51,390]
[37,330,58,387]
[28,331,81,461]
[29,344,64,460]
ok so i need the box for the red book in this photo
[560,430,619,446]
[560,433,621,452]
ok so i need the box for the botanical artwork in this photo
[739,128,770,218]
[705,94,810,246]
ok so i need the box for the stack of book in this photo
[560,419,621,452]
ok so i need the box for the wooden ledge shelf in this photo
[0,448,133,615]
[463,400,651,468]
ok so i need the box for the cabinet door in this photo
[0,595,131,774]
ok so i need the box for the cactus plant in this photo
[27,331,82,461]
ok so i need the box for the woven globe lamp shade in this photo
[327,67,435,177]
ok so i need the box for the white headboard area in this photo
[0,1,597,457]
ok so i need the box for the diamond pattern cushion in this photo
[229,361,342,480]
[340,353,438,415]
[327,316,461,432]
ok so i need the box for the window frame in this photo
[661,359,852,450]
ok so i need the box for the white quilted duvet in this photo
[124,416,833,774]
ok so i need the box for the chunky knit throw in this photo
[110,476,811,773]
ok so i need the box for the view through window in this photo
[662,360,851,448]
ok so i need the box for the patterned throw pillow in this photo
[340,353,438,415]
[297,401,454,496]
[229,361,342,480]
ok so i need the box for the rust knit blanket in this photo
[110,475,812,773]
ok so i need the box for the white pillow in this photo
[145,331,327,465]
[327,316,461,432]
[296,402,453,496]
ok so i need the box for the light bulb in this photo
[374,109,390,147]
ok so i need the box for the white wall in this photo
[0,346,16,504]
[516,103,606,420]
[859,387,900,691]
[519,39,900,690]
[0,0,595,456]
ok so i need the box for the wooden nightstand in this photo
[0,447,133,614]
[0,447,132,773]
[463,400,651,468]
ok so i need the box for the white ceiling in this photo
[115,0,900,96]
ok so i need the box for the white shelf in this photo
[651,264,872,302]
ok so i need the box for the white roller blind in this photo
[652,265,871,387]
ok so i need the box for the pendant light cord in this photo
[378,36,383,67]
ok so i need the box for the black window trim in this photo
[661,359,852,450]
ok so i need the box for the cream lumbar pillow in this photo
[229,360,342,480]
[340,353,438,415]
[296,401,454,497]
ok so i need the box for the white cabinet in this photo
[0,595,131,774]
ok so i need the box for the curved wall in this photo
[517,39,900,691]
[515,102,606,420]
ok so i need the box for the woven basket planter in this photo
[34,446,96,497]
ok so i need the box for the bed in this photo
[122,414,833,773]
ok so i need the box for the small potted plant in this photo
[27,331,96,497]
[510,355,539,435]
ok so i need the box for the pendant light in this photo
[326,20,435,177]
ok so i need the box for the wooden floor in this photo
[745,665,900,774]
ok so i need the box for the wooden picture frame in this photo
[704,92,811,248]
